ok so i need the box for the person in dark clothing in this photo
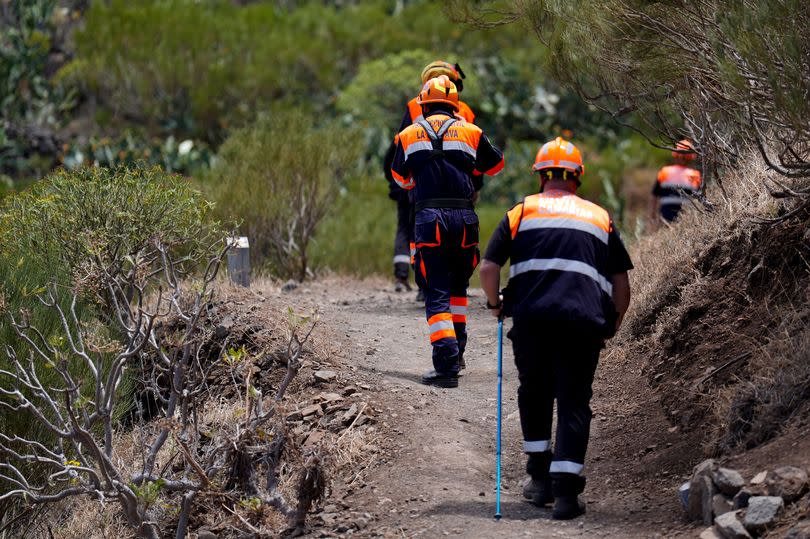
[383,61,476,298]
[390,75,504,388]
[480,137,633,520]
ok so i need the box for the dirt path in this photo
[290,278,703,538]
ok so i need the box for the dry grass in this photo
[612,150,810,455]
[9,284,381,539]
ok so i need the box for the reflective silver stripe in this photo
[404,141,434,158]
[396,177,414,189]
[410,247,416,256]
[412,114,424,124]
[550,460,584,475]
[523,440,551,452]
[659,196,684,206]
[518,217,608,244]
[532,159,555,170]
[442,140,477,158]
[450,304,467,315]
[509,258,613,295]
[393,255,411,264]
[429,320,455,333]
[558,160,582,170]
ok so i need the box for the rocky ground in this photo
[268,277,708,538]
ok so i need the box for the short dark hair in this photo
[537,168,581,182]
[422,103,456,116]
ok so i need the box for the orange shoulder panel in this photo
[407,98,422,123]
[507,202,525,239]
[457,101,475,124]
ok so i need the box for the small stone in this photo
[733,489,753,509]
[785,519,810,539]
[304,430,325,449]
[678,482,691,509]
[314,370,337,383]
[694,459,719,478]
[197,530,218,539]
[341,403,359,424]
[317,392,343,403]
[750,471,767,485]
[743,496,784,533]
[714,511,751,539]
[699,527,722,539]
[301,403,323,417]
[286,410,303,422]
[765,466,809,502]
[713,494,734,517]
[713,468,745,496]
[281,280,298,292]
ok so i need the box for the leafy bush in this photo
[203,111,360,280]
[61,134,214,176]
[0,0,80,178]
[0,164,217,308]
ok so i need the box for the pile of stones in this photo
[680,459,810,538]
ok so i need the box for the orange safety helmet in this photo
[421,60,466,91]
[532,137,585,176]
[672,138,697,161]
[416,75,460,112]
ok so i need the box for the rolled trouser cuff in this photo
[523,440,551,452]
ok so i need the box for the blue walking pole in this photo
[495,316,504,520]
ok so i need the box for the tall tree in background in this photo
[448,0,810,211]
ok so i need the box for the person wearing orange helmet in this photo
[480,137,633,520]
[651,138,703,222]
[390,75,504,388]
[383,60,476,299]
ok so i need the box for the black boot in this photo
[552,496,586,520]
[458,354,466,371]
[420,370,458,388]
[523,477,553,506]
[415,289,425,302]
[551,473,586,520]
[524,451,553,506]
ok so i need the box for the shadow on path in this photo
[423,500,552,522]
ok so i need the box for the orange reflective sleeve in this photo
[507,203,524,239]
[458,101,476,124]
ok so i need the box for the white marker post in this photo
[227,236,251,287]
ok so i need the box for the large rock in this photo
[713,468,745,496]
[733,489,753,509]
[712,494,734,517]
[743,496,784,533]
[314,370,337,383]
[765,466,809,503]
[714,511,752,539]
[689,475,716,525]
[688,460,719,524]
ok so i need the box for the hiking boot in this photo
[415,289,425,302]
[420,369,458,388]
[458,354,466,370]
[552,496,586,520]
[394,278,411,293]
[523,477,553,506]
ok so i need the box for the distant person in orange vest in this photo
[480,137,632,520]
[383,61,476,301]
[651,139,702,223]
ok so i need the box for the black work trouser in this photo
[508,321,603,496]
[393,196,411,280]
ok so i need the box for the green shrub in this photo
[203,111,361,280]
[0,165,216,304]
